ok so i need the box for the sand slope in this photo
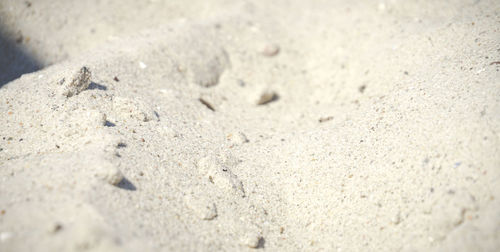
[1,0,499,251]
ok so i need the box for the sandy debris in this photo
[256,90,279,106]
[0,0,498,251]
[112,96,156,122]
[227,132,249,146]
[94,160,124,186]
[260,44,280,57]
[197,156,245,197]
[58,66,92,97]
[184,193,218,220]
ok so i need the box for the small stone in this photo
[238,79,246,87]
[391,211,401,225]
[113,96,156,122]
[49,223,63,233]
[95,160,124,186]
[160,126,179,138]
[358,85,366,93]
[85,110,107,127]
[139,61,147,69]
[184,194,217,220]
[182,43,229,88]
[240,231,262,248]
[15,35,23,44]
[261,44,280,57]
[227,132,249,146]
[59,66,92,97]
[318,116,333,123]
[256,91,279,105]
[197,156,245,197]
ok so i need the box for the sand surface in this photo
[1,0,499,251]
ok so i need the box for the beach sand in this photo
[0,0,499,251]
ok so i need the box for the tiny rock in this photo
[59,66,92,97]
[197,156,245,197]
[391,211,401,225]
[240,231,262,248]
[261,44,280,57]
[113,96,156,122]
[227,132,249,146]
[318,116,333,123]
[48,223,63,234]
[184,194,218,220]
[95,160,124,186]
[85,110,107,127]
[183,43,229,88]
[256,91,279,105]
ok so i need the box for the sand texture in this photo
[0,0,499,251]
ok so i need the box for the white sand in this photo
[1,0,499,251]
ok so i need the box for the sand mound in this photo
[1,0,499,251]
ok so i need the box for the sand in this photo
[0,0,499,251]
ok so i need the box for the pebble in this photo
[85,110,107,127]
[48,223,63,234]
[197,156,245,197]
[189,48,231,87]
[139,61,147,69]
[238,79,246,87]
[184,194,218,220]
[318,116,333,123]
[256,91,279,105]
[391,211,401,225]
[240,229,263,248]
[113,96,156,122]
[61,109,107,137]
[59,66,92,97]
[94,160,124,186]
[183,44,229,88]
[227,132,249,146]
[261,44,280,57]
[159,126,179,138]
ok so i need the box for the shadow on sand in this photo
[0,26,42,87]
